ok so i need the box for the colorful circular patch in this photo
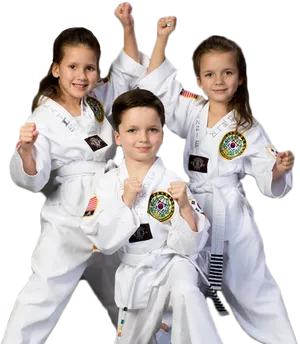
[148,191,175,222]
[219,131,247,160]
[86,96,104,122]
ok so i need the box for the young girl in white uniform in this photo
[1,4,149,343]
[137,17,297,344]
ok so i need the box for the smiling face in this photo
[197,50,242,107]
[52,44,99,103]
[114,106,164,165]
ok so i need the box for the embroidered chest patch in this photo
[219,131,247,160]
[85,135,108,152]
[188,155,208,173]
[83,196,98,217]
[148,191,175,222]
[86,96,104,123]
[129,223,153,243]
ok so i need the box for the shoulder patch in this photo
[83,196,98,217]
[180,88,199,100]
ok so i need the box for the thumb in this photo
[277,152,286,160]
[33,130,39,141]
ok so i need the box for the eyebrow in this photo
[125,124,160,128]
[66,61,97,66]
[202,67,235,73]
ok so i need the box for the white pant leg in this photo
[116,260,222,344]
[169,261,222,344]
[222,209,297,344]
[1,204,93,344]
[82,252,120,327]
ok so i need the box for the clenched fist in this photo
[156,14,177,38]
[113,1,134,29]
[122,177,142,208]
[275,150,294,172]
[168,181,190,210]
[19,123,39,155]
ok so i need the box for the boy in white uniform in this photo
[136,17,297,344]
[81,88,224,344]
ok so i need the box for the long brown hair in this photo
[193,35,253,131]
[32,27,101,112]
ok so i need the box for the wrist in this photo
[156,35,169,45]
[19,145,33,157]
[179,203,193,215]
[123,24,135,35]
[122,195,133,208]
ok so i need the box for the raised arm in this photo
[148,16,176,73]
[115,2,139,63]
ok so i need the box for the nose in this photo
[215,74,224,85]
[76,68,87,80]
[138,131,149,143]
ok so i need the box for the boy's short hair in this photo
[111,89,165,130]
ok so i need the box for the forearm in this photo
[123,25,140,63]
[180,205,197,232]
[272,164,286,180]
[18,147,37,175]
[148,35,168,73]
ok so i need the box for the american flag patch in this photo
[180,89,198,100]
[83,196,98,217]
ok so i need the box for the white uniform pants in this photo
[1,204,119,344]
[115,260,223,344]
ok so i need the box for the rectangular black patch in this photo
[129,223,153,243]
[85,135,108,152]
[188,155,209,173]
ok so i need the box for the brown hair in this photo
[32,27,101,112]
[193,35,253,131]
[112,89,165,130]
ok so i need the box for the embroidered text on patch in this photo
[83,196,98,217]
[180,89,199,100]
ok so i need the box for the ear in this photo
[114,130,121,146]
[238,77,243,86]
[52,63,60,78]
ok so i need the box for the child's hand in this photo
[157,16,176,38]
[19,123,39,155]
[122,177,142,208]
[276,150,294,172]
[115,2,134,30]
[168,181,190,210]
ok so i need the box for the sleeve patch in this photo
[188,197,206,216]
[180,88,199,100]
[83,196,98,217]
[265,145,278,159]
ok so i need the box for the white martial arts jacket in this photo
[81,157,210,309]
[137,60,292,288]
[10,51,148,217]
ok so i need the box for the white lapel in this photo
[206,110,236,142]
[118,158,166,221]
[40,97,84,136]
